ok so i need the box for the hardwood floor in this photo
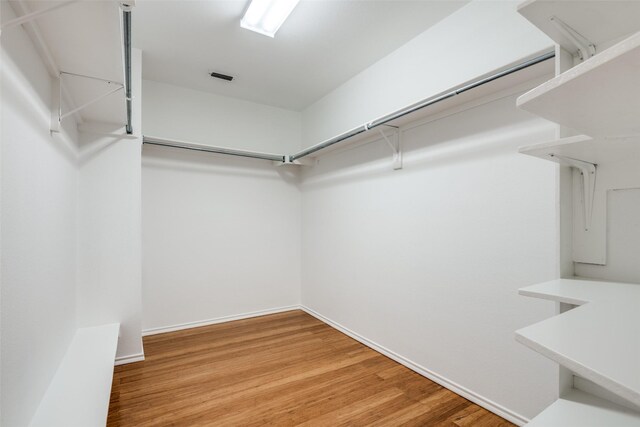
[108,310,514,426]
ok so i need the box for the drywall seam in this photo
[141,305,300,337]
[299,305,530,426]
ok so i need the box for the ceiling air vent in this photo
[209,72,234,82]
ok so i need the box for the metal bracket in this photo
[273,156,316,167]
[550,16,596,61]
[273,156,292,167]
[120,1,136,12]
[378,125,402,170]
[51,77,61,133]
[550,154,597,231]
[51,72,124,133]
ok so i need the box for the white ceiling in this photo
[134,0,468,111]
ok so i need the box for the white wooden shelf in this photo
[517,30,640,138]
[527,389,640,427]
[8,1,127,126]
[516,279,640,407]
[292,56,552,165]
[519,134,640,165]
[518,0,640,56]
[30,324,120,427]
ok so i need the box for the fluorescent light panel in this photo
[241,0,300,38]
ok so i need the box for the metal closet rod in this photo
[123,9,133,135]
[143,136,287,162]
[289,50,555,162]
[144,51,555,164]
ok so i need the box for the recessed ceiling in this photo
[133,0,469,111]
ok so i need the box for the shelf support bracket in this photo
[550,154,597,231]
[60,86,123,120]
[378,125,402,170]
[50,76,61,133]
[51,72,124,131]
[550,16,596,60]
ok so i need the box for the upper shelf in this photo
[517,30,640,138]
[8,0,127,126]
[526,388,640,427]
[294,53,553,161]
[518,0,640,55]
[516,278,640,407]
[519,134,640,165]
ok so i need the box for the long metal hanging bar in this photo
[289,50,555,162]
[1,0,80,31]
[143,136,286,162]
[122,7,133,134]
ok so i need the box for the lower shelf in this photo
[516,279,640,407]
[29,323,120,427]
[527,389,640,426]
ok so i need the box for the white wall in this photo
[575,188,640,284]
[301,0,553,147]
[300,92,559,422]
[76,49,144,362]
[143,79,301,153]
[141,146,301,333]
[1,5,79,425]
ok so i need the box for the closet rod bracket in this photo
[378,125,403,170]
[550,16,596,60]
[274,156,316,167]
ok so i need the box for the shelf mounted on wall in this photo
[2,0,135,135]
[51,72,125,133]
[144,52,555,170]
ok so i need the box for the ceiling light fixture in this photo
[240,0,300,38]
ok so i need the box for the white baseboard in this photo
[141,305,300,337]
[115,352,145,366]
[300,305,530,426]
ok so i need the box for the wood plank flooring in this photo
[108,310,514,426]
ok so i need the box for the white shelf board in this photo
[304,56,552,160]
[384,52,553,129]
[518,0,640,55]
[30,323,120,427]
[519,134,640,165]
[17,0,127,125]
[527,389,640,427]
[516,279,640,407]
[517,31,640,138]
